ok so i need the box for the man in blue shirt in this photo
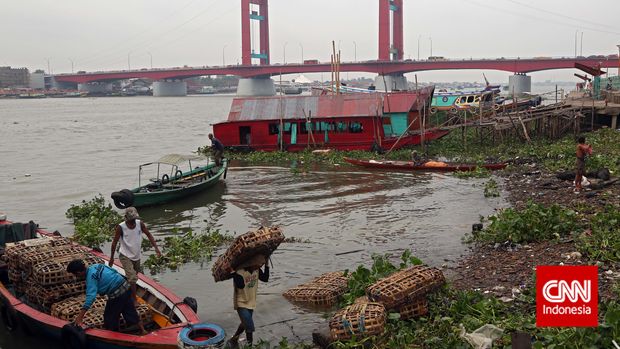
[208,133,225,166]
[66,259,145,333]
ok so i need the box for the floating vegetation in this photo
[282,236,311,243]
[469,201,580,244]
[143,227,233,273]
[65,194,122,249]
[484,178,500,197]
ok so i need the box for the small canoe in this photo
[0,219,222,349]
[118,154,227,208]
[343,157,507,172]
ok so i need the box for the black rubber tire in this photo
[61,324,87,349]
[183,297,198,313]
[0,301,18,332]
[161,174,170,184]
[111,189,135,209]
[175,170,183,179]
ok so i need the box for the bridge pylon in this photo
[242,0,270,66]
[379,0,403,61]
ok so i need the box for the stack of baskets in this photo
[5,236,103,312]
[328,302,386,341]
[366,265,445,320]
[283,271,349,307]
[323,265,446,344]
[51,295,150,329]
[212,226,284,282]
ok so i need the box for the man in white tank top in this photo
[109,207,161,301]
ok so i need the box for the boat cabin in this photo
[213,88,435,152]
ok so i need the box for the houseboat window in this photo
[474,96,480,102]
[299,122,312,134]
[336,122,348,133]
[349,122,363,133]
[467,96,474,103]
[284,122,292,134]
[268,123,280,135]
[457,97,464,104]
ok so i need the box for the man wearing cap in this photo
[67,259,145,333]
[109,207,161,302]
[228,254,270,348]
[208,133,225,167]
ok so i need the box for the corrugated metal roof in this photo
[227,92,423,122]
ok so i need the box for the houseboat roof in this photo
[226,90,432,122]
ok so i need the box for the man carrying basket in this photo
[227,254,270,348]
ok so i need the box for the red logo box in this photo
[536,265,598,327]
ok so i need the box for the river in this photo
[0,95,505,347]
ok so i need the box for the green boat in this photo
[118,154,227,208]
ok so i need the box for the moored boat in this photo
[114,154,227,208]
[0,218,224,349]
[213,86,449,152]
[343,157,507,172]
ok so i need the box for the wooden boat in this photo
[343,157,507,172]
[213,86,450,152]
[120,154,227,208]
[0,218,224,349]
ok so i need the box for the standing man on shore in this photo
[227,255,270,348]
[209,133,225,167]
[574,136,593,193]
[109,207,161,301]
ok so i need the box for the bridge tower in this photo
[241,0,270,65]
[378,0,403,61]
[238,0,275,96]
[376,0,407,91]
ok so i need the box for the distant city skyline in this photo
[2,0,619,82]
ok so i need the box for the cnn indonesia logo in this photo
[536,265,598,327]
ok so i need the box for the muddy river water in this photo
[0,95,505,347]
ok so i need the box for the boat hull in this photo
[0,221,201,349]
[132,160,227,207]
[343,157,507,172]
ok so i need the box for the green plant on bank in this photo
[469,201,581,244]
[341,250,423,306]
[332,279,620,349]
[65,195,122,248]
[484,178,500,197]
[577,205,620,263]
[143,227,233,273]
[453,166,492,179]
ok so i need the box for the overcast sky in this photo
[2,0,619,82]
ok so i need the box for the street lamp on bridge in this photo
[68,58,74,73]
[617,44,620,76]
[222,45,227,66]
[429,37,433,58]
[353,41,357,62]
[147,52,153,69]
[128,51,132,71]
[283,42,288,64]
[417,35,421,60]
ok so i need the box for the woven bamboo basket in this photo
[397,297,428,320]
[82,304,151,329]
[212,226,284,282]
[329,302,386,341]
[51,295,108,321]
[366,266,445,309]
[32,254,104,286]
[20,247,85,272]
[26,281,86,309]
[283,272,349,306]
[284,285,343,306]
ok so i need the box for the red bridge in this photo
[54,57,617,84]
[50,0,619,95]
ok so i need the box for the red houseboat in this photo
[212,86,449,152]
